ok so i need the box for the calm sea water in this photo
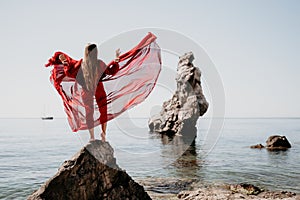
[0,118,299,199]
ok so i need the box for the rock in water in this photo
[250,144,265,149]
[28,140,151,200]
[148,52,208,136]
[266,135,292,151]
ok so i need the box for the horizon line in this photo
[0,116,300,119]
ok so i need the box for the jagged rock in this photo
[148,52,208,136]
[28,140,151,200]
[266,135,291,151]
[229,183,263,195]
[250,143,265,149]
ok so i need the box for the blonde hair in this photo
[82,44,99,91]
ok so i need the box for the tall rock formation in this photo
[148,52,208,136]
[28,140,151,200]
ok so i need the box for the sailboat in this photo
[41,105,54,120]
[41,116,54,120]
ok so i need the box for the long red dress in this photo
[45,32,161,132]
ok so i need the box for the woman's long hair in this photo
[82,44,100,91]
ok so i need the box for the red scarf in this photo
[45,33,161,131]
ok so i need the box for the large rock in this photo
[28,140,151,200]
[148,52,208,136]
[266,135,292,151]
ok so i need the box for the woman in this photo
[45,33,161,142]
[58,45,120,141]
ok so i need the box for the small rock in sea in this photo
[266,135,291,151]
[250,144,265,149]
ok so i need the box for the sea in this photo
[0,117,299,199]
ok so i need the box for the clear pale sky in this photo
[0,0,299,118]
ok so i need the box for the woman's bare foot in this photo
[101,132,106,142]
[88,128,96,142]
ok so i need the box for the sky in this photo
[0,0,299,118]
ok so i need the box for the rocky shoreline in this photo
[177,185,299,200]
[27,139,299,200]
[137,178,299,200]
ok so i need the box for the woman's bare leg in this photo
[89,128,95,141]
[95,83,107,142]
[101,122,107,141]
[82,90,95,142]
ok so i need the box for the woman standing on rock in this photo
[57,45,120,141]
[45,33,161,142]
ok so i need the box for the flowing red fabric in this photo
[45,33,161,132]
